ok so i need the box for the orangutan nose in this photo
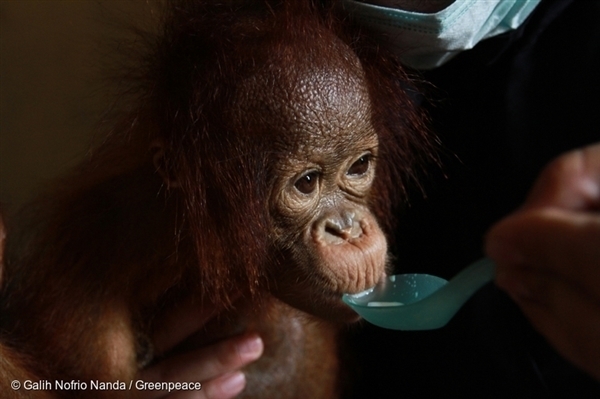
[317,210,363,244]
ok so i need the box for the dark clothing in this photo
[349,1,600,397]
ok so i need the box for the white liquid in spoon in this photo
[367,301,404,307]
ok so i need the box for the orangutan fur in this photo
[0,1,434,398]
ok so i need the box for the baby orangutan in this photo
[0,1,433,398]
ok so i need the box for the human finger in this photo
[139,332,263,399]
[522,142,600,211]
[150,372,246,399]
[487,207,600,295]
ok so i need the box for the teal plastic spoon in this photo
[342,258,496,330]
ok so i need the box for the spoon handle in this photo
[447,257,496,305]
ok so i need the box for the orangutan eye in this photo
[294,171,319,194]
[347,154,371,176]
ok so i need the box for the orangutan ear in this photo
[150,139,180,188]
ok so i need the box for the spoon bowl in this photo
[342,258,496,330]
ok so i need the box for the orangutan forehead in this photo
[233,53,375,150]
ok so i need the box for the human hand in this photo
[138,296,264,399]
[485,143,600,381]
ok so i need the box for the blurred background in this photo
[0,1,151,215]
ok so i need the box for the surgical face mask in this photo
[342,0,541,69]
